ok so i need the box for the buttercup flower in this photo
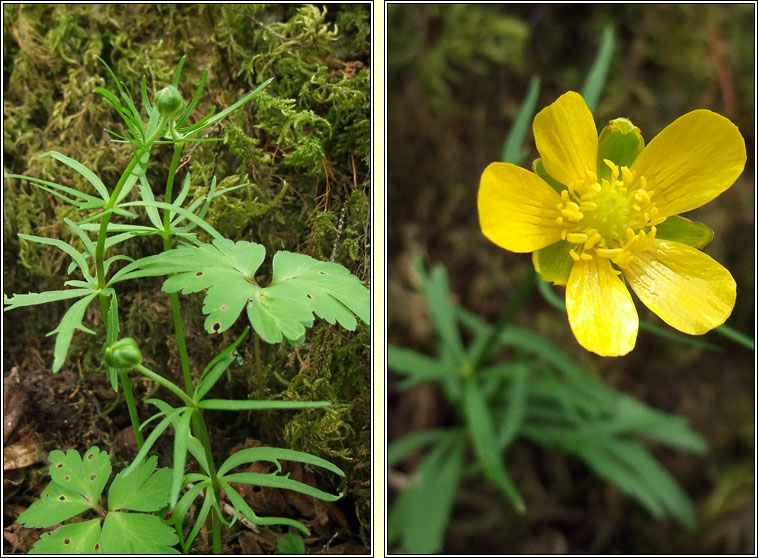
[478,91,746,356]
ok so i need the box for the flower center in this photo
[554,159,665,271]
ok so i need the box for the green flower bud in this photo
[104,337,142,368]
[154,85,185,120]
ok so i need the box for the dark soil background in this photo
[387,4,754,555]
[3,4,370,554]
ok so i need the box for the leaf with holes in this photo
[100,512,180,554]
[48,447,111,506]
[29,518,102,555]
[18,447,180,554]
[16,482,93,528]
[136,238,370,343]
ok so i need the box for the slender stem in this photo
[95,152,146,289]
[94,116,166,290]
[191,412,222,554]
[468,267,536,371]
[93,123,163,448]
[169,294,194,395]
[134,364,194,406]
[255,333,265,400]
[715,323,755,351]
[118,370,145,448]
[162,141,194,395]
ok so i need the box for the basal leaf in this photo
[28,517,102,554]
[108,455,171,512]
[48,447,111,506]
[136,239,369,343]
[17,482,92,528]
[100,512,180,554]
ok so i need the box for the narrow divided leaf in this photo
[387,436,465,554]
[169,410,193,509]
[47,293,99,373]
[221,480,309,535]
[222,472,342,502]
[218,446,345,477]
[39,151,110,201]
[463,376,525,512]
[4,289,93,311]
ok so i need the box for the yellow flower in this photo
[478,91,746,356]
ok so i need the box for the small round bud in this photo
[154,85,185,120]
[104,337,142,368]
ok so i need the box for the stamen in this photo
[584,232,602,250]
[566,232,589,244]
[596,247,623,258]
[621,166,634,185]
[633,190,651,206]
[580,201,598,212]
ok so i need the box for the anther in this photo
[580,201,598,212]
[566,232,589,244]
[596,248,623,259]
[621,166,634,185]
[584,232,602,250]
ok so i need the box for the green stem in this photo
[715,323,754,351]
[134,364,194,406]
[93,121,164,449]
[95,152,146,289]
[162,141,194,395]
[118,370,145,448]
[190,412,222,554]
[468,267,536,371]
[255,333,265,400]
[94,116,166,291]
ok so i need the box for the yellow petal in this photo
[630,109,746,217]
[533,91,598,187]
[478,162,564,253]
[566,257,638,356]
[623,239,736,334]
